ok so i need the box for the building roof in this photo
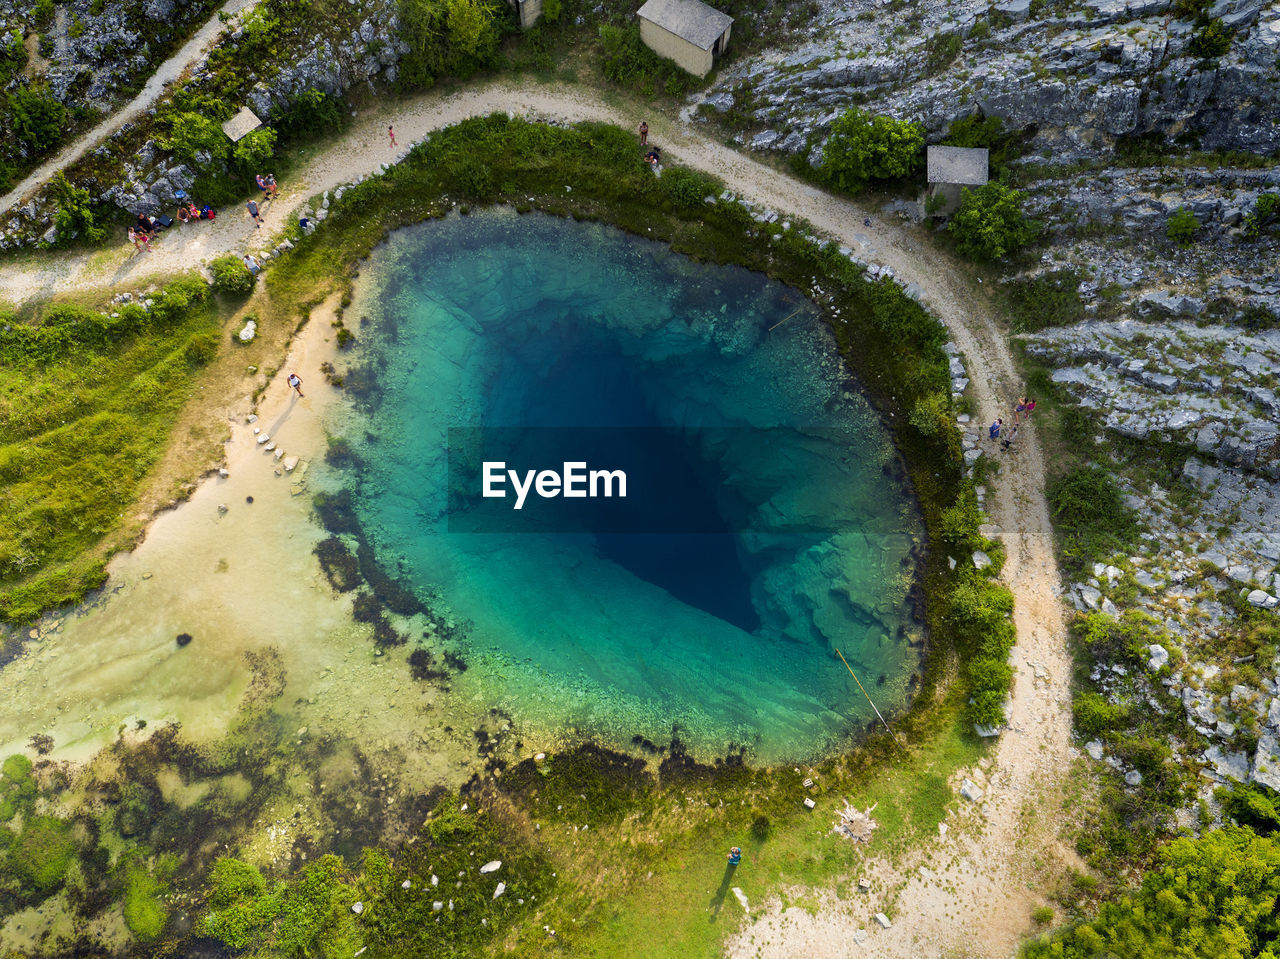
[637,0,733,50]
[221,107,263,143]
[926,145,990,186]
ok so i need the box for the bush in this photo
[398,0,504,87]
[0,30,24,85]
[1073,691,1127,738]
[49,172,107,246]
[162,112,229,165]
[949,182,1036,261]
[1243,192,1279,240]
[1024,827,1280,959]
[232,126,277,175]
[32,0,54,30]
[1166,206,1199,246]
[1046,466,1138,573]
[209,256,255,297]
[662,167,717,208]
[942,113,1024,177]
[924,31,962,74]
[10,83,67,153]
[275,89,347,143]
[1005,269,1085,333]
[1188,17,1232,57]
[818,108,924,192]
[600,24,693,96]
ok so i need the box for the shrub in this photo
[32,0,54,30]
[275,89,346,143]
[1005,269,1085,333]
[10,83,67,153]
[49,172,107,246]
[949,182,1036,261]
[1024,827,1280,959]
[662,167,717,208]
[232,126,277,175]
[1046,466,1138,573]
[924,31,962,74]
[1188,17,1231,57]
[1073,691,1127,738]
[818,108,924,192]
[0,30,24,85]
[1243,192,1279,240]
[942,113,1024,178]
[1166,206,1199,246]
[162,112,229,165]
[210,256,255,296]
[600,24,693,96]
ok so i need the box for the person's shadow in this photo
[708,861,737,920]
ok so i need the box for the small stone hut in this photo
[926,145,989,214]
[636,0,733,79]
[221,107,263,143]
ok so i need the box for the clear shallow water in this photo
[332,211,923,762]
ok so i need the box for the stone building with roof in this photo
[926,145,990,214]
[636,0,733,79]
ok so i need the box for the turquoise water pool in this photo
[330,211,924,762]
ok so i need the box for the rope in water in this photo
[835,647,902,746]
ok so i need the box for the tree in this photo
[9,83,66,153]
[1025,827,1280,959]
[818,109,924,192]
[1189,17,1232,58]
[161,112,229,165]
[232,127,277,174]
[948,182,1036,261]
[1166,206,1199,246]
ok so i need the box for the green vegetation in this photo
[1243,192,1280,240]
[1005,269,1086,333]
[49,171,108,246]
[817,108,925,193]
[1046,466,1139,576]
[1025,827,1280,958]
[13,814,76,892]
[0,754,36,821]
[211,255,256,296]
[122,856,173,940]
[1166,206,1200,246]
[162,111,232,164]
[0,276,222,626]
[397,0,507,88]
[942,113,1025,178]
[10,83,67,154]
[1220,782,1280,834]
[599,24,695,96]
[0,31,25,86]
[924,31,962,75]
[947,573,1016,726]
[949,182,1037,261]
[1188,17,1232,58]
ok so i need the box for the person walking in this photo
[256,173,269,198]
[247,198,263,228]
[639,121,649,146]
[1000,423,1019,452]
[287,372,304,397]
[388,124,397,148]
[266,173,278,200]
[1014,396,1030,423]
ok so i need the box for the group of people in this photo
[988,396,1037,452]
[127,200,218,253]
[639,121,663,168]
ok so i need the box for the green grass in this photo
[550,710,981,957]
[0,276,224,627]
[123,856,172,940]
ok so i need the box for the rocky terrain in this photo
[700,0,1280,160]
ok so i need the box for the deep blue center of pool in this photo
[333,211,923,761]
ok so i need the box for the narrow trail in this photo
[0,0,259,217]
[0,80,1076,957]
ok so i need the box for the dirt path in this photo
[0,0,259,217]
[0,79,1076,957]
